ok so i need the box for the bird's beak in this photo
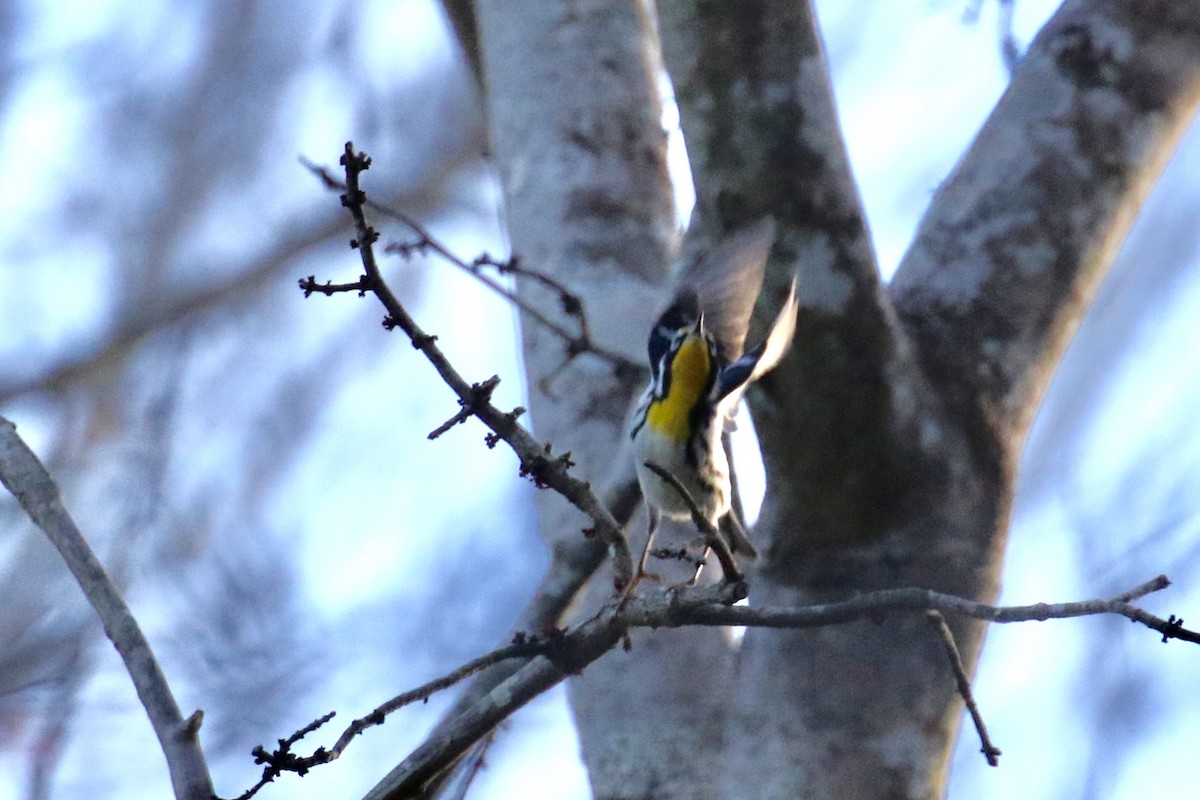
[693,313,705,335]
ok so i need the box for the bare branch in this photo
[0,417,213,800]
[299,155,640,378]
[671,575,1196,644]
[298,275,371,297]
[1109,575,1168,604]
[302,143,635,589]
[227,712,337,800]
[426,376,505,440]
[226,639,547,799]
[228,571,1193,799]
[363,575,1189,799]
[925,611,1001,767]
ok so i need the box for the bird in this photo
[629,217,798,578]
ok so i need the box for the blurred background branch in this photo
[0,417,214,799]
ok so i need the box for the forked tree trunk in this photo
[470,1,1200,798]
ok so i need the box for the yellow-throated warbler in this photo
[630,217,797,573]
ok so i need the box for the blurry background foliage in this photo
[1,1,1198,799]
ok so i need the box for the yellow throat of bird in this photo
[645,334,712,442]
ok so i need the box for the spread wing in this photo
[717,276,798,403]
[672,217,777,364]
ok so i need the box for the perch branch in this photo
[672,575,1200,644]
[238,572,1193,799]
[365,575,1193,799]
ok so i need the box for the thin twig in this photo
[332,640,545,752]
[298,276,370,296]
[925,611,1001,766]
[642,459,741,583]
[467,251,599,363]
[427,376,502,440]
[1110,575,1167,603]
[225,639,546,800]
[0,417,214,800]
[230,712,337,800]
[302,143,634,588]
[298,154,639,376]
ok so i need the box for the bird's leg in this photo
[721,511,758,559]
[618,507,663,608]
[687,546,711,585]
[635,505,663,582]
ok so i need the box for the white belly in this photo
[632,423,729,524]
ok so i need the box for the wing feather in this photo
[673,217,777,363]
[717,276,798,402]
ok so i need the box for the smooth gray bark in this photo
[428,1,1200,798]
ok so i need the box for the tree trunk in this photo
[472,1,1200,797]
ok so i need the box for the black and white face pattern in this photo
[631,316,721,443]
[647,291,701,383]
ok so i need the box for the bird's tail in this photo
[720,512,758,559]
